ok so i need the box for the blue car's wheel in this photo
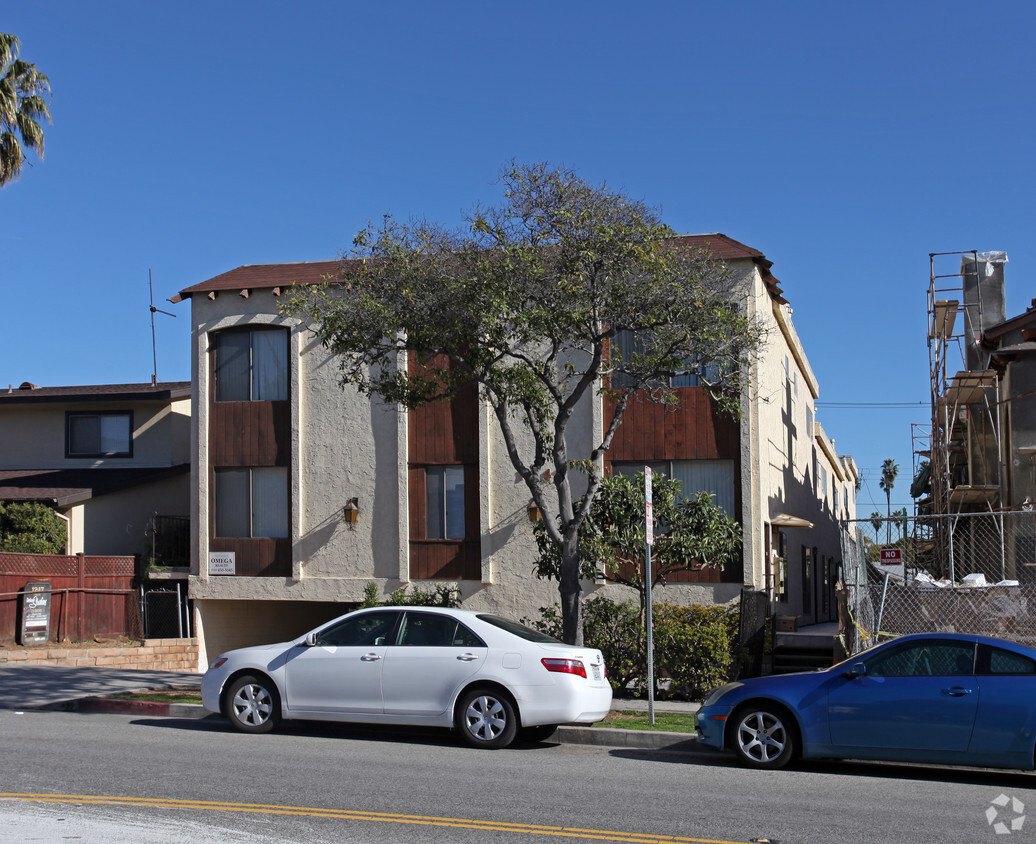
[731,704,795,769]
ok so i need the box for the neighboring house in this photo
[0,382,192,563]
[173,234,856,665]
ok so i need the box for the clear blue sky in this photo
[4,1,1034,517]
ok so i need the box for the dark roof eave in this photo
[0,383,191,405]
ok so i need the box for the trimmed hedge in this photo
[526,596,740,701]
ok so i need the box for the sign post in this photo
[644,467,655,725]
[19,581,52,645]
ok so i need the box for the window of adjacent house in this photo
[214,327,288,402]
[821,466,828,503]
[425,465,465,540]
[806,406,814,437]
[214,466,289,538]
[66,411,132,457]
[612,459,735,516]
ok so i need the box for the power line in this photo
[815,401,926,408]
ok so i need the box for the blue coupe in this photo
[696,632,1036,770]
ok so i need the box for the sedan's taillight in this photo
[541,657,586,678]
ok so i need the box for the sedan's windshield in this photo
[477,614,563,644]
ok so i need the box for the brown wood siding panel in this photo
[210,402,289,466]
[209,538,291,577]
[606,389,739,463]
[408,467,425,540]
[410,541,479,580]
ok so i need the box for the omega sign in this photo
[209,551,236,575]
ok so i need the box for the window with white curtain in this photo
[214,328,288,401]
[215,466,288,538]
[612,459,735,516]
[425,466,465,540]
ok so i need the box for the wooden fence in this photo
[0,552,141,645]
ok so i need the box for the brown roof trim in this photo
[173,233,789,305]
[0,382,191,405]
[172,260,341,302]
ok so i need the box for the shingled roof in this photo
[0,382,191,405]
[172,234,786,304]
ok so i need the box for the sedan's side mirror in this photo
[305,632,318,647]
[846,662,867,679]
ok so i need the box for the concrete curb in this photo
[62,696,713,755]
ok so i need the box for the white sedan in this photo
[202,606,612,748]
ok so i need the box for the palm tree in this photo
[879,458,899,544]
[1,32,52,187]
[869,511,884,541]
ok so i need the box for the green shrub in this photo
[527,597,740,699]
[360,581,462,608]
[653,603,739,700]
[582,597,644,691]
[0,500,66,554]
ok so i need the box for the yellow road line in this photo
[0,792,753,844]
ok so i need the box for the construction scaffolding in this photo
[921,251,1005,519]
[909,252,1024,583]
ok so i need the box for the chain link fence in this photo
[841,511,1036,655]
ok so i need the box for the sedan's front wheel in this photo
[731,704,795,769]
[456,688,518,749]
[224,674,279,734]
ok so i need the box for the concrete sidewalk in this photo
[0,663,711,756]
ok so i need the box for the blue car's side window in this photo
[983,646,1036,675]
[867,642,975,677]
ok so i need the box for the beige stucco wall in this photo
[0,397,190,471]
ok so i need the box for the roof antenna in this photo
[149,269,176,385]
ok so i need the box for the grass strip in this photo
[595,710,697,733]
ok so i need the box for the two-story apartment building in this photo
[173,234,857,665]
[0,381,191,559]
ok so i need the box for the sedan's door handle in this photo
[361,653,382,662]
[942,686,972,696]
[457,653,479,662]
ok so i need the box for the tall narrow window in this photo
[215,466,289,538]
[67,412,132,457]
[214,328,288,401]
[425,466,465,540]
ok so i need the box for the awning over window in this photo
[770,513,813,529]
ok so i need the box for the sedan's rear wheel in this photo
[224,674,279,734]
[456,688,517,749]
[731,704,794,769]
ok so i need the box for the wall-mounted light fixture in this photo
[343,498,359,529]
[527,499,541,523]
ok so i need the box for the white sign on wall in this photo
[209,551,236,575]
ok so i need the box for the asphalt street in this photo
[0,663,704,754]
